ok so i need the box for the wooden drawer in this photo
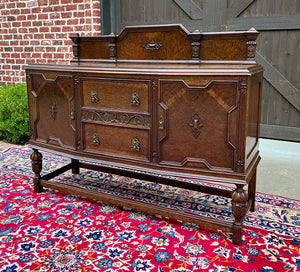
[83,123,150,161]
[82,78,150,112]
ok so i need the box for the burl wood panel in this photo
[200,39,247,60]
[158,79,239,170]
[117,31,192,60]
[82,78,150,112]
[29,73,75,149]
[79,41,110,59]
[83,123,150,161]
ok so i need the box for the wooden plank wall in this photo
[236,0,300,141]
[115,0,228,32]
[114,0,300,141]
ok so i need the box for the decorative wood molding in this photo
[239,78,248,95]
[82,110,150,128]
[236,159,244,171]
[246,40,256,59]
[70,34,80,61]
[109,43,117,59]
[188,111,204,138]
[49,101,58,120]
[152,78,158,89]
[191,41,200,59]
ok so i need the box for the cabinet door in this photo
[157,78,239,171]
[28,73,76,149]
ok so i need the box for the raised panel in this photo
[83,123,150,161]
[29,73,76,149]
[117,26,192,60]
[158,79,239,170]
[81,77,150,112]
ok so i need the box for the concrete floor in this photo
[257,138,300,200]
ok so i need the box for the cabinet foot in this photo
[30,149,43,193]
[231,185,248,245]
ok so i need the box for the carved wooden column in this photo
[231,185,248,245]
[70,33,80,62]
[191,29,201,60]
[30,149,43,193]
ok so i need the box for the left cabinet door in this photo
[27,72,76,150]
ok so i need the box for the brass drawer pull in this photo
[91,133,100,145]
[131,92,140,106]
[143,40,162,51]
[131,138,140,152]
[90,90,99,103]
[159,115,164,130]
[70,109,75,120]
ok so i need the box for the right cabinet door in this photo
[157,77,240,172]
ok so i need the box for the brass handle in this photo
[90,90,99,103]
[131,93,140,106]
[70,109,75,120]
[91,133,100,145]
[131,138,140,152]
[159,115,164,130]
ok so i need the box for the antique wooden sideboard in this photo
[26,24,263,245]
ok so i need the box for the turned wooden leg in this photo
[248,170,257,212]
[30,149,43,193]
[231,185,248,245]
[71,159,80,174]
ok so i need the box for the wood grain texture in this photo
[28,73,76,149]
[26,24,263,245]
[79,41,111,59]
[200,39,247,60]
[117,31,192,60]
[82,78,150,112]
[83,123,150,161]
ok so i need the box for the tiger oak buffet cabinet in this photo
[26,24,263,245]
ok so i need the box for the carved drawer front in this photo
[84,123,150,161]
[82,78,150,112]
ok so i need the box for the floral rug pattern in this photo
[0,147,299,272]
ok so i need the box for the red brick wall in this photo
[0,0,101,85]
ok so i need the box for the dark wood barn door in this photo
[107,0,300,141]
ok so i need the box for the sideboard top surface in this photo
[26,62,263,77]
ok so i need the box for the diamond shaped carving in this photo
[188,112,204,138]
[49,101,58,120]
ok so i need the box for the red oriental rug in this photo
[0,147,299,272]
